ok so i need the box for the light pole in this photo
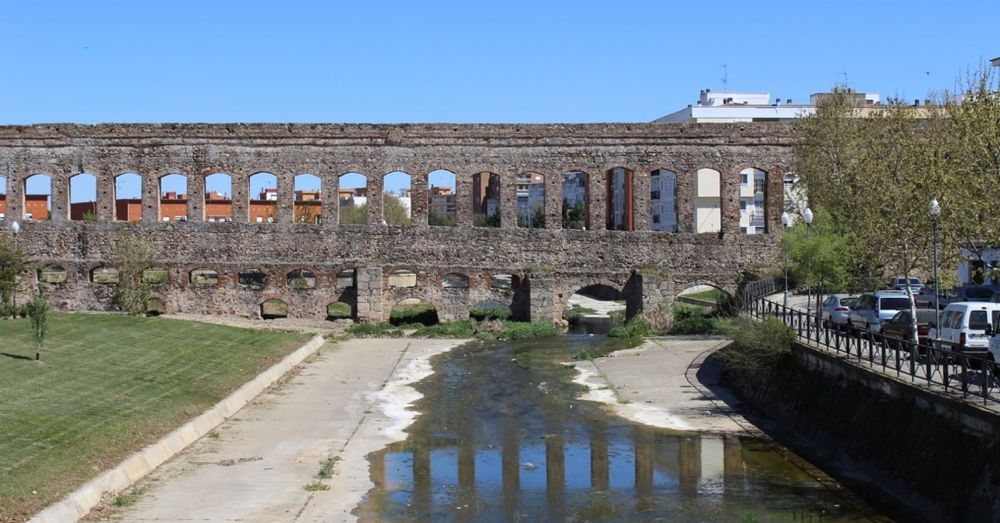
[803,208,815,319]
[10,220,20,313]
[781,211,791,308]
[929,198,941,349]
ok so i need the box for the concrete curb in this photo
[28,334,327,523]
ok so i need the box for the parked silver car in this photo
[890,276,924,294]
[848,290,914,333]
[821,294,857,327]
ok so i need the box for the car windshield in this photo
[909,278,921,284]
[880,298,911,310]
[967,288,995,299]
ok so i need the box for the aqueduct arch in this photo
[0,123,789,324]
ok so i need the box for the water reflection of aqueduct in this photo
[364,426,772,518]
[0,124,790,322]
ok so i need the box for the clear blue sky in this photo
[3,1,998,198]
[3,0,996,125]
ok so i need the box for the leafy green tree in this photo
[0,232,27,316]
[473,209,500,227]
[28,284,48,361]
[383,194,411,226]
[428,211,455,226]
[780,210,851,309]
[340,203,368,225]
[562,199,586,229]
[109,233,153,315]
[531,203,545,228]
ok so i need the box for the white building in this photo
[650,169,677,232]
[517,172,545,226]
[695,168,721,233]
[562,172,587,207]
[654,89,880,124]
[739,168,767,234]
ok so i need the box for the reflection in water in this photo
[357,336,889,522]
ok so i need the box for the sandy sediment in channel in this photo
[571,360,694,431]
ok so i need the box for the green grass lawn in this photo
[0,313,311,521]
[682,288,725,302]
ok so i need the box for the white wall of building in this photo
[695,168,721,233]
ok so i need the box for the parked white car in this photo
[890,276,924,294]
[848,290,913,333]
[931,302,1000,357]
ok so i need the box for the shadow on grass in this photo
[1,352,34,361]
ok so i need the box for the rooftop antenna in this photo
[721,64,729,90]
[839,70,849,88]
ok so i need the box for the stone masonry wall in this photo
[0,123,794,323]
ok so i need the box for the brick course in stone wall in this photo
[0,123,793,323]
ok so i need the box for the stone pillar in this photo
[544,172,561,230]
[188,174,205,223]
[587,170,607,231]
[675,167,695,233]
[528,275,557,323]
[141,173,158,224]
[368,175,384,226]
[633,427,654,504]
[678,436,702,496]
[50,170,69,223]
[455,171,473,227]
[411,171,428,227]
[545,435,565,517]
[500,171,518,229]
[590,421,609,490]
[501,419,520,516]
[355,266,384,322]
[7,170,22,222]
[720,165,740,235]
[412,446,431,515]
[277,172,293,225]
[632,167,651,231]
[322,171,339,229]
[440,288,470,321]
[766,167,784,234]
[232,173,248,224]
[96,171,114,222]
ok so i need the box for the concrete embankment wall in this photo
[711,339,1000,523]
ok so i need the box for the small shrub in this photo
[303,481,330,492]
[608,319,654,338]
[317,457,340,479]
[562,304,596,322]
[498,321,560,340]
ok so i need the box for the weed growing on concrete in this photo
[111,486,146,508]
[317,456,340,479]
[304,481,330,492]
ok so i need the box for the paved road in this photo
[102,338,464,523]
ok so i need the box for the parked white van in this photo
[931,302,1000,356]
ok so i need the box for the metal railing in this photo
[741,285,1000,406]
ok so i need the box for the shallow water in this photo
[357,335,891,522]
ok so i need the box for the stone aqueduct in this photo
[0,123,793,323]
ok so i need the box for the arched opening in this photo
[517,172,545,228]
[338,172,368,225]
[142,267,169,285]
[428,169,457,226]
[695,168,722,233]
[673,284,737,333]
[190,268,219,286]
[294,173,322,224]
[565,284,624,334]
[0,175,7,220]
[606,167,634,231]
[159,173,189,222]
[114,173,142,222]
[91,267,120,284]
[490,273,519,290]
[69,173,97,221]
[472,171,501,227]
[249,172,277,223]
[390,298,439,326]
[238,269,267,290]
[442,272,469,289]
[335,269,358,317]
[739,168,767,234]
[388,269,417,288]
[38,264,67,284]
[24,174,51,221]
[204,173,233,222]
[326,302,353,321]
[650,169,678,232]
[260,299,289,320]
[383,171,412,226]
[562,171,589,230]
[470,299,511,320]
[146,296,165,316]
[286,269,316,289]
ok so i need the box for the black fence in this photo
[741,285,1000,406]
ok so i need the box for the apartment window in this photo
[653,214,660,224]
[740,173,749,186]
[651,190,661,201]
[740,201,747,211]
